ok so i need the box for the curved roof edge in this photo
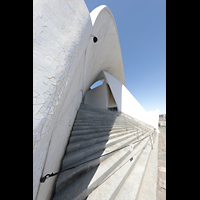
[90,5,107,25]
[89,5,125,86]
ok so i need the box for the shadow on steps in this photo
[51,103,119,200]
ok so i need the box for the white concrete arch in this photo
[33,2,126,199]
[83,5,125,95]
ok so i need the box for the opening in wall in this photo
[84,79,118,112]
[90,80,104,89]
[108,107,118,111]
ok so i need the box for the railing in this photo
[40,129,155,183]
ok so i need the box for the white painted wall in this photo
[33,1,92,199]
[84,82,109,109]
[84,81,117,110]
[108,86,117,108]
[103,71,159,130]
[33,2,125,199]
[146,109,160,130]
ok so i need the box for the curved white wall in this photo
[33,1,92,199]
[33,2,159,199]
[33,2,125,199]
[103,71,159,129]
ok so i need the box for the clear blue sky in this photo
[85,0,166,114]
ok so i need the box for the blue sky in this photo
[85,0,166,114]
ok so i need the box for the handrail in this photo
[40,130,154,183]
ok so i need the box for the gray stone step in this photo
[51,103,156,200]
[72,124,126,131]
[114,135,153,200]
[53,135,149,200]
[68,129,142,144]
[79,103,118,115]
[73,118,139,128]
[71,127,127,136]
[54,135,143,195]
[73,122,125,128]
[61,131,147,169]
[76,108,116,116]
[76,112,115,119]
[74,113,134,123]
[65,130,148,171]
[86,137,151,200]
[66,130,140,153]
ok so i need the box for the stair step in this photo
[114,136,152,200]
[79,103,118,115]
[53,135,149,200]
[51,103,156,200]
[72,124,126,131]
[76,109,115,117]
[62,130,148,169]
[71,127,127,136]
[68,129,140,144]
[65,130,148,171]
[73,123,124,128]
[72,125,126,131]
[66,130,139,153]
[86,137,151,200]
[76,113,115,119]
[74,116,124,121]
[73,118,139,128]
[73,124,135,131]
[62,130,147,171]
[55,137,139,195]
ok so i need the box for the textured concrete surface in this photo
[33,1,92,199]
[137,130,158,200]
[157,127,166,200]
[52,103,155,200]
[87,138,151,200]
[115,138,152,200]
[33,3,125,199]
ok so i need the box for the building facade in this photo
[33,1,159,199]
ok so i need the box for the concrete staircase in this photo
[51,103,156,200]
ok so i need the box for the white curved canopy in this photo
[84,5,125,92]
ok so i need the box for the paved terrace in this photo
[157,127,166,200]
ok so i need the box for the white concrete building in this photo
[33,1,159,199]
